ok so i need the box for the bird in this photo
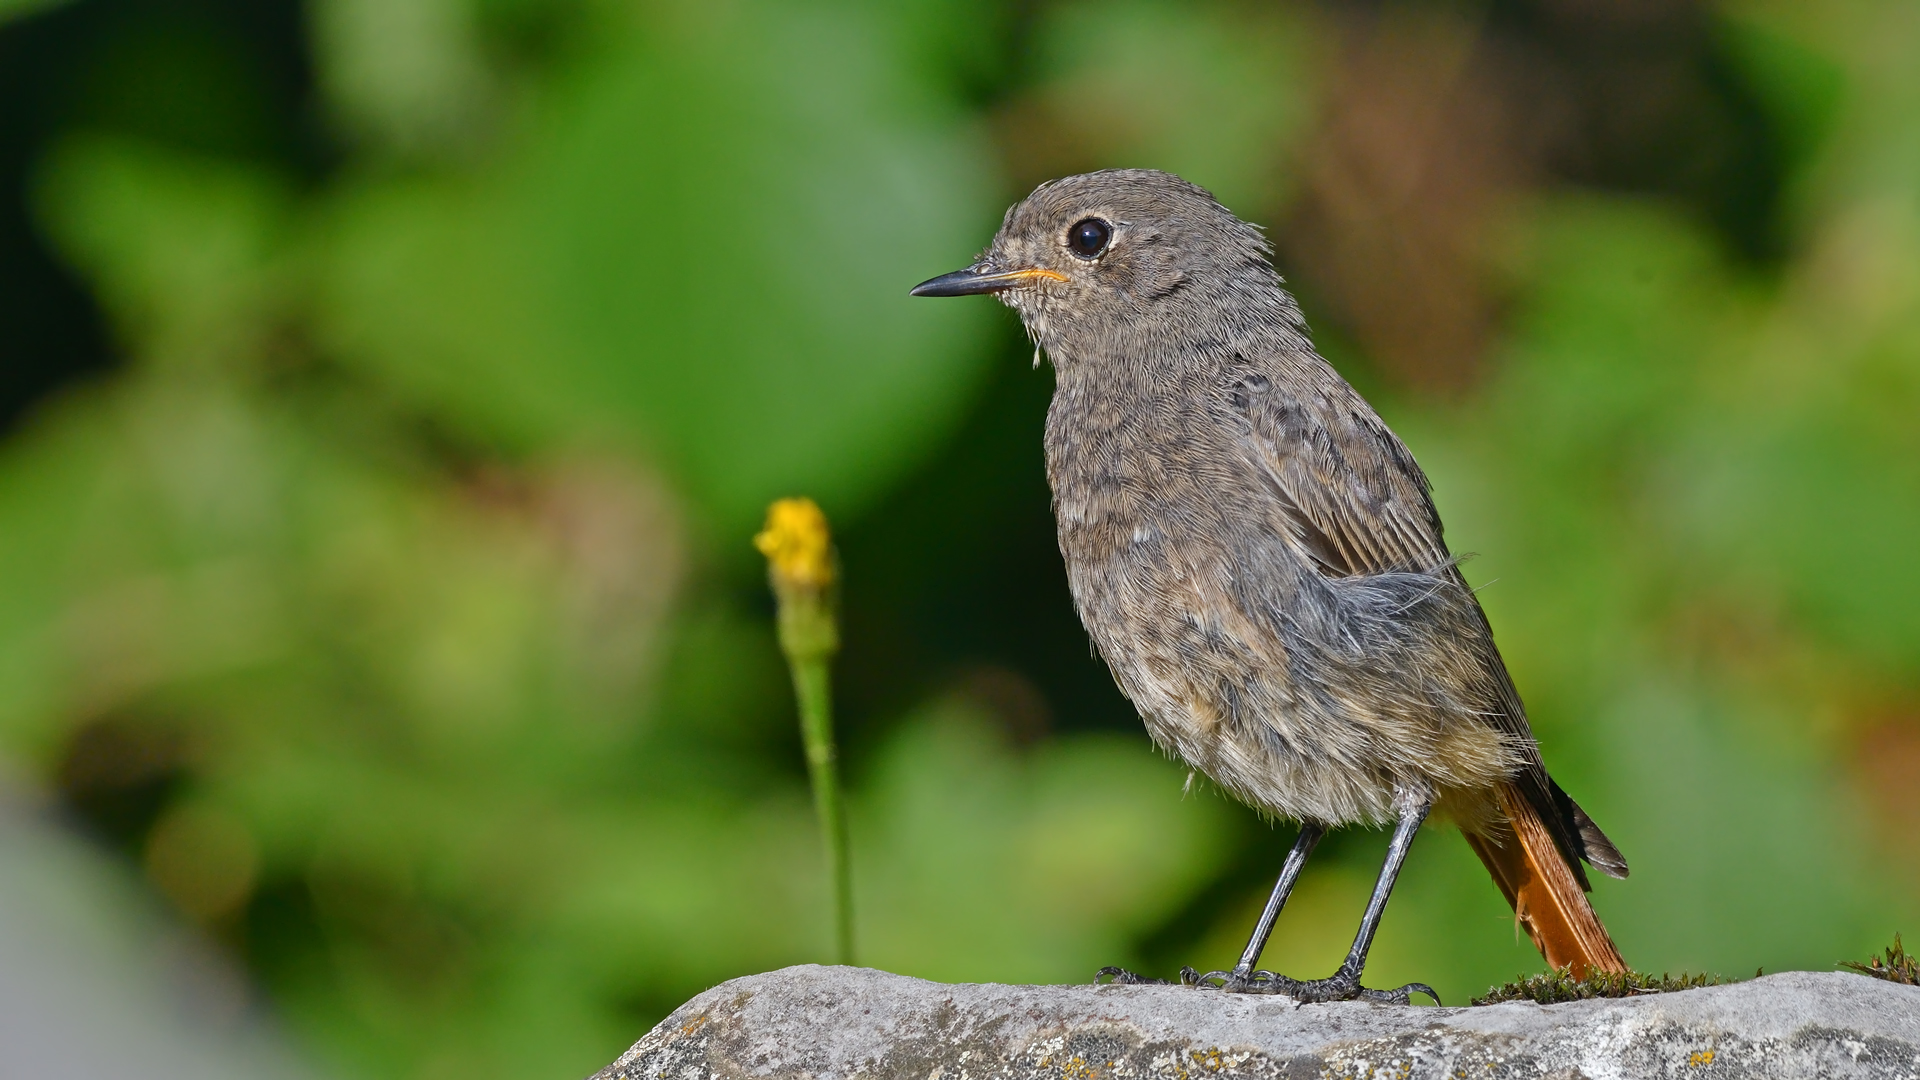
[911,169,1628,1005]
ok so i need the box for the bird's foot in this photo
[1094,966,1174,986]
[1177,966,1439,1005]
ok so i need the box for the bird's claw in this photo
[1362,981,1441,1006]
[1176,967,1283,993]
[1094,966,1172,986]
[1170,966,1439,1004]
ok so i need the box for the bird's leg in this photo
[1178,823,1324,991]
[1098,805,1439,1002]
[1102,823,1324,988]
[1247,797,1440,1004]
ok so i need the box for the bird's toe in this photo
[1095,966,1172,986]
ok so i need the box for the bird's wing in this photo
[1234,373,1449,578]
[1233,363,1629,887]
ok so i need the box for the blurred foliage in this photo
[0,0,1917,1078]
[0,0,71,25]
[309,0,1002,534]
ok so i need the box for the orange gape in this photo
[1465,783,1629,977]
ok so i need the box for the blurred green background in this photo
[1,0,1917,1075]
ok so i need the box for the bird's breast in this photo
[1042,375,1266,644]
[1043,383,1154,557]
[1043,375,1245,549]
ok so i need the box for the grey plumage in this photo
[913,168,1627,999]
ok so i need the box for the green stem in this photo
[787,653,853,965]
[774,593,852,965]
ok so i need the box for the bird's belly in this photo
[1057,503,1512,828]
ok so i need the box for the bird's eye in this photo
[1067,218,1111,259]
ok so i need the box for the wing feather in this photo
[1231,363,1627,886]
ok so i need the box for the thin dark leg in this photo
[1205,799,1440,1004]
[1099,823,1324,988]
[1235,823,1325,976]
[1098,802,1439,1003]
[1176,823,1324,989]
[1327,800,1430,998]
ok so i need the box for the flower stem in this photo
[786,644,852,965]
[755,498,853,965]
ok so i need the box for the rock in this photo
[593,964,1920,1079]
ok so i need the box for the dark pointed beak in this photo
[909,266,1069,297]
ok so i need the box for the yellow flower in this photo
[755,497,834,592]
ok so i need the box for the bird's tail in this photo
[1464,781,1628,977]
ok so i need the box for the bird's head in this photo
[911,169,1293,362]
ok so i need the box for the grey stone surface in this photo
[594,964,1920,1080]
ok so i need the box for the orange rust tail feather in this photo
[1464,782,1628,977]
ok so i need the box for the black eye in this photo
[1067,217,1111,258]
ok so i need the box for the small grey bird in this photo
[912,169,1629,1004]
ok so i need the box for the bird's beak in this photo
[909,266,1068,297]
